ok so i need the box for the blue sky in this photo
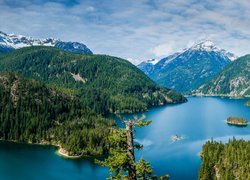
[0,0,250,64]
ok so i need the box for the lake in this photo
[0,97,249,180]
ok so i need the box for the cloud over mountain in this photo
[0,0,250,64]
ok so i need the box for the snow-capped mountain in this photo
[154,52,181,69]
[188,40,237,60]
[0,31,92,54]
[137,53,182,75]
[138,40,236,93]
[54,41,93,54]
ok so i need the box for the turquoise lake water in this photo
[0,97,249,180]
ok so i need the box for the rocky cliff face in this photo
[193,55,250,97]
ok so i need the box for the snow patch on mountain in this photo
[138,40,236,93]
[138,40,237,73]
[0,31,92,54]
[0,31,58,48]
[188,40,237,61]
[162,52,182,66]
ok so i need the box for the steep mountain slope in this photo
[0,73,114,155]
[138,40,236,93]
[193,55,250,97]
[199,139,250,180]
[0,44,14,53]
[0,46,186,114]
[153,52,181,70]
[54,41,92,54]
[137,59,157,75]
[0,31,92,54]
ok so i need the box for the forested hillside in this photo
[194,55,250,97]
[0,73,114,156]
[0,46,186,114]
[199,139,250,180]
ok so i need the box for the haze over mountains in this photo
[138,40,238,93]
[0,31,93,55]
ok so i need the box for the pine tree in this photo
[136,158,153,179]
[96,115,169,180]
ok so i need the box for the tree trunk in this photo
[125,121,137,180]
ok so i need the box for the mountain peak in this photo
[0,30,93,55]
[138,39,237,93]
[188,40,237,60]
[190,40,217,51]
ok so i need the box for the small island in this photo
[227,117,248,126]
[246,101,250,107]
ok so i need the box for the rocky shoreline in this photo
[56,147,82,158]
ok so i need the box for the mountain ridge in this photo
[138,40,236,93]
[0,31,93,55]
[193,55,250,97]
[0,46,187,115]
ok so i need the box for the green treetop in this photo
[96,115,169,180]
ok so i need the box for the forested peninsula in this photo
[0,47,186,157]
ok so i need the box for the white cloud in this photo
[150,43,175,58]
[0,0,250,64]
[126,58,141,65]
